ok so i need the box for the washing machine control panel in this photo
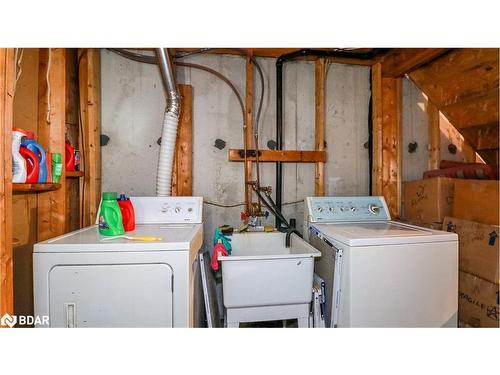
[305,196,390,222]
[130,197,203,224]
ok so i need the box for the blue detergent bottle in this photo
[22,136,47,183]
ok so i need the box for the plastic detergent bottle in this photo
[117,194,136,232]
[12,128,28,183]
[51,153,63,183]
[22,134,47,183]
[65,142,75,171]
[19,147,40,183]
[99,192,125,236]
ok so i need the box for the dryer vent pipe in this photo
[155,48,181,196]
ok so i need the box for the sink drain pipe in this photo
[156,48,181,196]
[275,48,389,229]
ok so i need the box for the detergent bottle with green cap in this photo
[98,192,125,236]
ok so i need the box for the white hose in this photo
[156,110,179,196]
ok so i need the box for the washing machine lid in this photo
[311,221,457,247]
[34,224,203,253]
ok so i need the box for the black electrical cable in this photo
[274,48,390,229]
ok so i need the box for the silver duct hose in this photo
[155,48,181,196]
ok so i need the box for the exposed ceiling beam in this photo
[172,48,377,65]
[380,48,451,78]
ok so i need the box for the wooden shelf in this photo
[13,183,62,193]
[66,171,84,178]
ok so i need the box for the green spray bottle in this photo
[98,192,125,236]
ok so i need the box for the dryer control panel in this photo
[130,197,203,224]
[305,196,390,223]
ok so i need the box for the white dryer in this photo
[34,196,203,328]
[304,196,458,328]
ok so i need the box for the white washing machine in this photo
[304,196,458,328]
[34,196,203,328]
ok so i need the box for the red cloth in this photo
[211,242,228,271]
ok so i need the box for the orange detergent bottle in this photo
[117,194,135,232]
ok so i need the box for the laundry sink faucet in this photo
[285,228,302,248]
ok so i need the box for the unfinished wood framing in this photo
[371,63,383,196]
[0,48,15,316]
[380,49,450,78]
[427,100,440,170]
[229,149,326,163]
[372,60,403,218]
[173,48,375,66]
[409,48,499,165]
[79,49,101,227]
[171,84,193,196]
[244,55,254,211]
[37,48,67,241]
[315,58,326,196]
[381,78,402,219]
[410,48,499,107]
[440,89,499,130]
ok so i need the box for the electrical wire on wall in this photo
[77,50,87,227]
[13,48,24,94]
[45,49,52,124]
[108,48,267,197]
[107,48,274,218]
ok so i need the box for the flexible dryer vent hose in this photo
[155,48,180,196]
[156,111,179,196]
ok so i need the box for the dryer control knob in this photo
[368,204,380,214]
[175,206,181,213]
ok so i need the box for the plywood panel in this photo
[12,194,37,319]
[11,48,40,320]
[13,48,39,135]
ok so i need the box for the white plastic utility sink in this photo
[219,231,321,328]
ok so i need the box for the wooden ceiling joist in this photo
[380,48,451,78]
[440,89,499,129]
[460,124,500,151]
[409,48,499,84]
[173,48,377,65]
[409,49,499,107]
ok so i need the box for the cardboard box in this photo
[443,217,500,285]
[452,179,499,226]
[458,271,499,328]
[402,177,454,223]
